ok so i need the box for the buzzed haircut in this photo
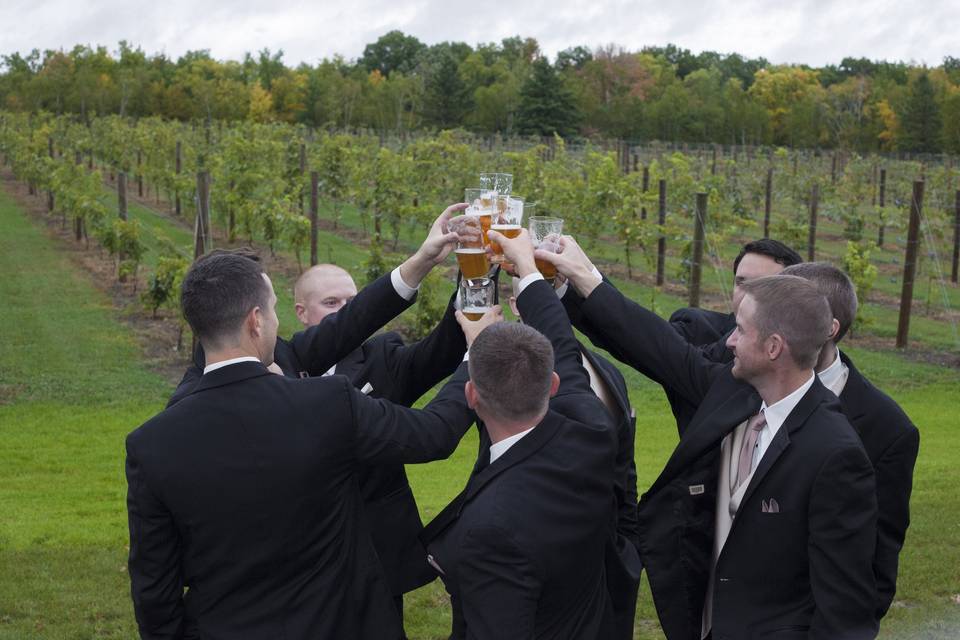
[739,275,832,369]
[733,239,803,275]
[181,252,269,350]
[294,264,353,302]
[781,262,858,343]
[468,322,554,423]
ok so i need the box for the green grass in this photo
[2,185,960,638]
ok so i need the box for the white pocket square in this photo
[761,498,780,513]
[360,382,373,395]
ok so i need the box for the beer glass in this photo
[480,172,513,197]
[464,188,493,246]
[449,214,489,280]
[459,277,496,321]
[489,196,525,262]
[529,215,563,283]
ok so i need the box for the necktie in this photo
[736,411,766,490]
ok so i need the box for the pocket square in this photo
[427,554,445,575]
[761,498,780,513]
[360,382,374,395]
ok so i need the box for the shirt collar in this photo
[489,426,536,464]
[759,373,816,439]
[817,346,845,391]
[203,356,261,375]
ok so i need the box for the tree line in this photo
[1,33,958,154]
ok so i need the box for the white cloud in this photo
[1,0,956,67]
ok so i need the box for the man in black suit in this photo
[781,262,919,622]
[169,258,473,633]
[125,248,496,639]
[507,280,641,640]
[541,237,879,640]
[421,229,619,639]
[670,238,803,350]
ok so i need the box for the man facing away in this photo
[540,238,879,640]
[126,248,491,638]
[781,262,919,622]
[421,229,620,639]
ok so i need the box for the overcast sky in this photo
[2,0,957,68]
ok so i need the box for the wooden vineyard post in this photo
[137,150,144,197]
[299,143,307,213]
[118,172,128,220]
[194,171,211,259]
[763,167,773,238]
[878,168,886,247]
[831,153,837,184]
[175,140,182,216]
[711,146,718,176]
[641,166,650,220]
[807,183,819,261]
[74,151,83,241]
[896,180,924,348]
[689,193,708,308]
[47,137,55,213]
[310,171,319,267]
[952,190,959,284]
[656,179,667,287]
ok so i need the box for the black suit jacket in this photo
[126,359,474,640]
[837,351,919,620]
[669,307,735,348]
[421,280,619,639]
[169,287,466,596]
[572,282,879,640]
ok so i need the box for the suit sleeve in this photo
[288,271,415,375]
[577,281,721,407]
[873,426,920,619]
[518,279,591,398]
[350,362,475,464]
[808,444,880,640]
[459,524,539,640]
[381,291,467,406]
[126,437,186,639]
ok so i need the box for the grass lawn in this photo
[2,185,960,638]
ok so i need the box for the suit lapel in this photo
[648,384,760,495]
[837,351,868,427]
[738,379,828,509]
[581,347,630,416]
[334,347,366,384]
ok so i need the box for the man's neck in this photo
[815,342,839,373]
[484,413,544,445]
[752,367,815,407]
[205,347,261,368]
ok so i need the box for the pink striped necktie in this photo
[736,411,766,490]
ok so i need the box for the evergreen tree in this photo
[516,58,580,137]
[898,72,942,152]
[422,54,470,128]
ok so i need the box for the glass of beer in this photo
[464,188,493,246]
[489,196,525,263]
[529,215,563,283]
[480,172,513,197]
[459,277,496,321]
[449,214,490,280]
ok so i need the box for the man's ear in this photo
[248,306,263,338]
[548,371,560,398]
[829,318,840,342]
[294,302,308,326]
[464,380,479,410]
[766,333,785,361]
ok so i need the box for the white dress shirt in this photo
[817,347,849,396]
[750,373,816,474]
[489,426,536,464]
[203,356,261,375]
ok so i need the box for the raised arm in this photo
[539,237,721,407]
[290,203,465,375]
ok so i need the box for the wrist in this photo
[514,258,538,279]
[400,252,430,288]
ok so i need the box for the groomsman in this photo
[421,230,619,639]
[125,237,496,638]
[782,262,919,622]
[541,238,879,640]
[506,280,641,640]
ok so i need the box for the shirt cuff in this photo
[516,272,544,295]
[391,267,419,301]
[462,352,469,362]
[555,281,569,299]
